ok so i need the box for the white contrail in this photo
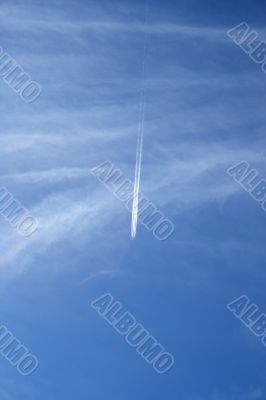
[131,89,146,239]
[131,4,148,239]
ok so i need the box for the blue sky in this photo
[0,0,266,398]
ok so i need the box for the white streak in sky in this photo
[131,4,148,239]
[131,90,146,238]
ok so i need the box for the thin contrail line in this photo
[131,90,146,238]
[131,3,148,239]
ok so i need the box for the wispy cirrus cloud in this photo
[0,0,264,280]
[0,168,91,183]
[0,137,263,274]
[0,3,227,41]
[0,186,121,274]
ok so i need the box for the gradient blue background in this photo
[0,0,265,399]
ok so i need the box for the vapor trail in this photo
[131,4,148,239]
[131,89,146,239]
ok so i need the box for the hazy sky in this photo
[0,0,266,399]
